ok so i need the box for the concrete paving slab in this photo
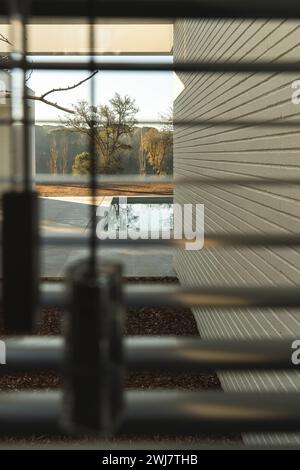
[57,247,175,277]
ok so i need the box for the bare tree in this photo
[160,107,174,133]
[49,134,58,175]
[137,128,147,175]
[64,93,138,173]
[61,134,69,175]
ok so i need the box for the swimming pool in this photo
[104,196,174,235]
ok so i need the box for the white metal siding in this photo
[174,19,300,445]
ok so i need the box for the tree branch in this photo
[26,94,75,114]
[4,69,100,115]
[1,32,97,114]
[4,90,75,114]
[0,34,10,70]
[41,71,98,99]
[0,33,12,46]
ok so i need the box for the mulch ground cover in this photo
[0,278,241,446]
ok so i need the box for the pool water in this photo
[106,198,173,234]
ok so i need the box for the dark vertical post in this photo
[2,191,39,332]
[62,261,124,435]
[63,260,111,434]
[88,0,97,276]
[102,263,124,424]
[2,0,39,333]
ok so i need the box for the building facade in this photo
[174,18,300,445]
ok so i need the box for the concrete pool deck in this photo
[40,196,175,277]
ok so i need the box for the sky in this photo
[28,56,179,125]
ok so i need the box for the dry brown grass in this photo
[37,183,173,197]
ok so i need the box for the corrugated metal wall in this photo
[174,19,300,445]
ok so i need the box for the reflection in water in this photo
[107,203,174,233]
